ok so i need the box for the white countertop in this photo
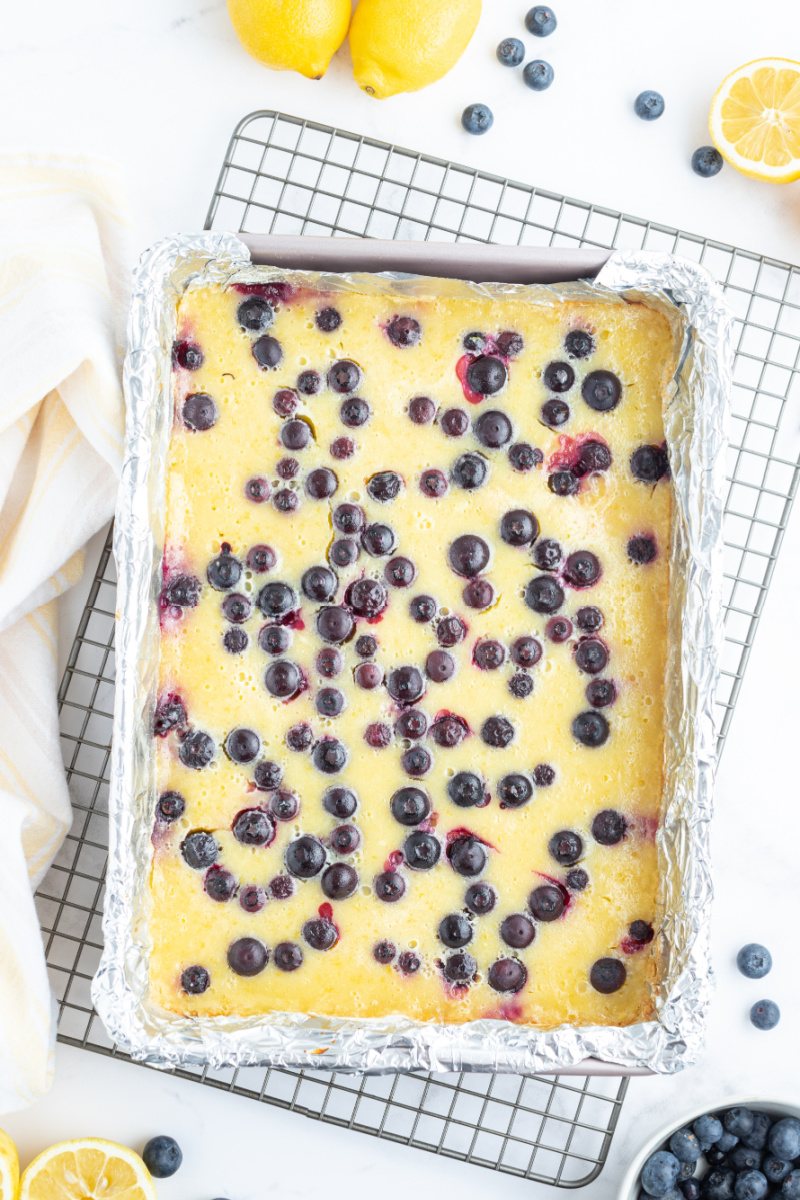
[3,0,800,1195]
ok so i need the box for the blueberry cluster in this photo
[640,1109,800,1200]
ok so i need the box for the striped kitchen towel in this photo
[0,153,130,1110]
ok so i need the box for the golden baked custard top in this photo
[150,273,674,1027]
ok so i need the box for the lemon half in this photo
[710,57,800,183]
[19,1139,155,1200]
[0,1128,19,1200]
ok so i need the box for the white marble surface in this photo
[3,0,800,1195]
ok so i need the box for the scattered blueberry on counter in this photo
[497,37,525,67]
[634,90,665,120]
[639,1110,800,1200]
[750,1000,781,1031]
[462,103,494,135]
[142,1135,183,1178]
[737,944,772,980]
[523,60,554,91]
[525,6,557,36]
[692,146,724,177]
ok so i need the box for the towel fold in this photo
[0,152,130,1111]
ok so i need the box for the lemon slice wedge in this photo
[710,57,800,183]
[20,1139,155,1200]
[0,1128,19,1200]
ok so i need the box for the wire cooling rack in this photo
[38,110,800,1190]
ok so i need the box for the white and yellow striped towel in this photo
[0,153,130,1110]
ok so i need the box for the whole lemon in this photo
[350,0,482,98]
[227,0,351,79]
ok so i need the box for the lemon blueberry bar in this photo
[150,272,675,1027]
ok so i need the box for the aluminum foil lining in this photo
[94,232,733,1076]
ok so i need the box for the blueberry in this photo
[706,1149,729,1169]
[525,6,557,36]
[448,835,487,876]
[274,488,299,513]
[574,638,609,675]
[441,407,470,436]
[321,863,358,901]
[346,578,387,618]
[683,1182,702,1200]
[373,940,396,964]
[439,913,473,948]
[264,660,301,698]
[497,38,525,66]
[742,1112,773,1151]
[726,1111,757,1140]
[273,388,298,416]
[443,952,477,984]
[546,616,572,643]
[316,687,346,717]
[322,786,358,818]
[153,695,187,738]
[473,639,505,670]
[670,1130,703,1164]
[403,832,441,871]
[253,760,282,791]
[548,469,580,496]
[387,316,421,347]
[500,913,536,948]
[316,646,343,678]
[315,306,341,332]
[278,454,300,477]
[463,578,494,610]
[430,713,468,747]
[475,410,512,448]
[259,624,291,655]
[252,335,283,369]
[576,605,604,632]
[286,723,313,752]
[237,295,273,332]
[448,534,490,577]
[207,547,242,591]
[529,883,565,921]
[694,1116,724,1146]
[179,729,215,769]
[269,875,295,901]
[447,772,484,808]
[573,710,610,747]
[306,467,338,500]
[385,556,416,589]
[181,965,210,994]
[729,1147,761,1173]
[631,444,670,483]
[737,944,772,979]
[629,920,654,945]
[452,452,489,490]
[329,360,361,393]
[269,791,299,822]
[533,764,556,788]
[225,727,261,764]
[565,330,595,359]
[232,808,274,847]
[481,715,515,748]
[769,1120,800,1160]
[718,1133,740,1154]
[313,738,347,774]
[281,418,312,450]
[582,370,622,412]
[156,791,186,822]
[330,823,360,854]
[465,881,496,915]
[763,1159,792,1185]
[437,614,467,646]
[355,633,377,657]
[409,395,436,424]
[387,665,426,705]
[256,580,297,619]
[701,1170,736,1200]
[500,509,539,547]
[173,340,204,371]
[541,398,570,427]
[591,809,627,844]
[274,942,303,971]
[575,440,612,475]
[785,1174,800,1200]
[375,869,407,901]
[692,147,724,177]
[549,830,583,866]
[564,550,602,588]
[361,523,396,557]
[367,470,403,502]
[628,535,657,564]
[340,397,370,427]
[401,745,432,777]
[221,592,252,623]
[285,836,326,880]
[462,104,494,135]
[182,392,218,431]
[498,774,533,808]
[525,575,564,613]
[330,436,354,460]
[544,361,575,393]
[466,356,507,396]
[750,1000,780,1030]
[586,678,616,708]
[397,951,421,974]
[642,1151,681,1198]
[523,60,554,91]
[488,959,528,993]
[355,662,382,689]
[420,468,448,498]
[566,868,589,891]
[142,1136,183,1180]
[533,537,562,570]
[509,442,541,471]
[204,866,238,902]
[734,1171,768,1200]
[509,673,534,699]
[390,786,431,826]
[162,574,201,608]
[426,649,455,682]
[635,89,665,120]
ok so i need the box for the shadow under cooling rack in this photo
[38,109,800,1192]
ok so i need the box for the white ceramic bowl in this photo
[618,1096,800,1200]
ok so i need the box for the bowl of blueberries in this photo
[620,1101,800,1200]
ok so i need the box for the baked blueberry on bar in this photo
[151,272,675,1027]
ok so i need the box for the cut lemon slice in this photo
[20,1139,155,1200]
[0,1128,19,1200]
[710,57,800,183]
